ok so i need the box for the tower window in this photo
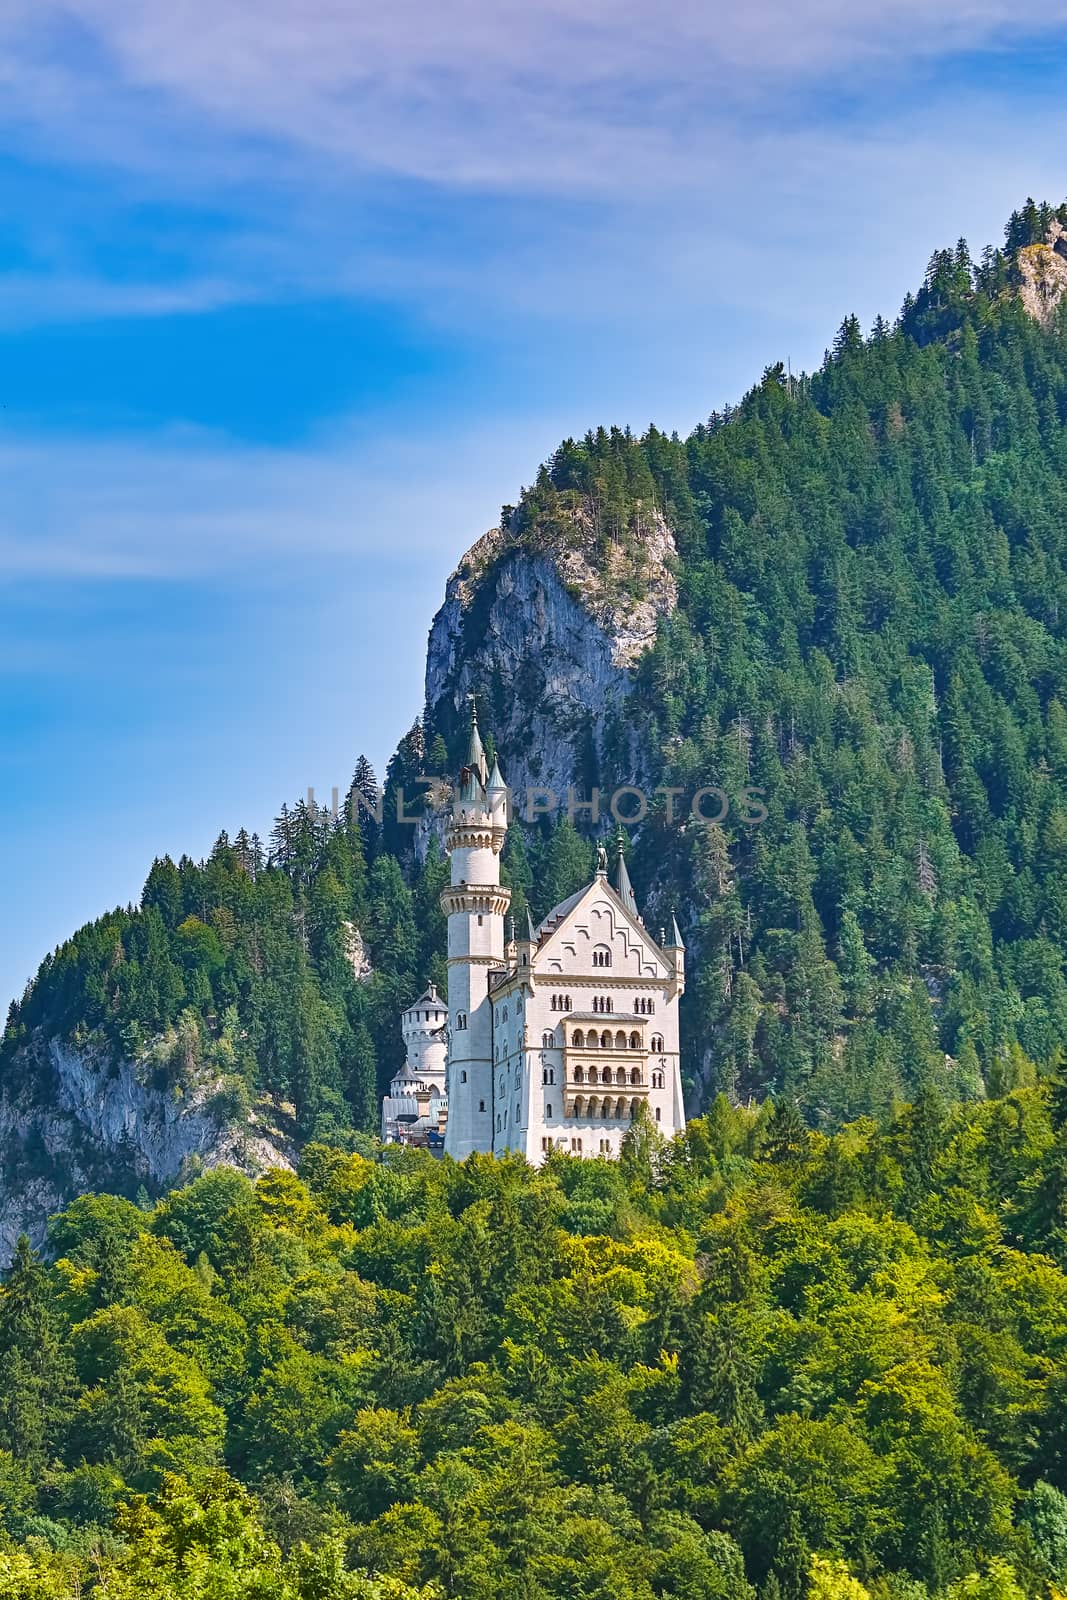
[546,1102,553,1118]
[479,1100,486,1112]
[461,1071,467,1083]
[456,1011,467,1029]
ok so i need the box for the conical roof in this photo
[467,706,488,784]
[613,833,638,918]
[669,912,685,950]
[487,754,506,792]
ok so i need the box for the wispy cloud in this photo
[4,1,1067,192]
[0,417,558,580]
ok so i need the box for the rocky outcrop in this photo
[1017,222,1067,327]
[424,508,678,807]
[0,1035,294,1256]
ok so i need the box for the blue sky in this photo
[5,1,1067,1013]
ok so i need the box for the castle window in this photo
[592,946,612,968]
[546,1102,553,1118]
[479,1100,486,1112]
[600,1030,611,1049]
[629,1031,640,1049]
[543,1031,554,1048]
[461,1071,467,1083]
[574,1066,584,1084]
[478,915,483,926]
[655,1107,661,1122]
[652,1034,664,1053]
[615,1030,626,1049]
[630,1067,640,1084]
[456,1011,467,1030]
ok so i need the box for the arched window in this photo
[633,999,640,1014]
[587,1096,600,1118]
[574,1095,585,1117]
[546,1102,553,1118]
[456,1011,467,1029]
[593,946,612,968]
[614,1030,626,1049]
[543,1030,554,1048]
[652,1034,664,1053]
[629,1097,639,1119]
[461,1070,468,1083]
[587,1031,598,1048]
[630,1067,640,1084]
[615,1068,625,1085]
[629,1031,640,1049]
[574,1065,584,1083]
[600,1030,611,1049]
[572,1029,585,1047]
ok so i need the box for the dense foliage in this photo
[6,1088,1067,1595]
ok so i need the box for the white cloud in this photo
[2,0,1067,193]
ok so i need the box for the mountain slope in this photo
[7,199,1067,1240]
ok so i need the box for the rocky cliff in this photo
[0,1034,295,1254]
[424,505,678,805]
[1017,221,1067,327]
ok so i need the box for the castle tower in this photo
[400,982,448,1088]
[441,709,511,1159]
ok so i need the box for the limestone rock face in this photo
[0,1034,294,1255]
[1017,223,1067,327]
[424,507,678,808]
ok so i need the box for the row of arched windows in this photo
[591,947,612,967]
[573,1065,642,1086]
[591,995,613,1013]
[634,997,655,1014]
[572,1096,642,1120]
[550,994,572,1011]
[572,1028,639,1049]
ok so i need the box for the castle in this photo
[381,713,686,1160]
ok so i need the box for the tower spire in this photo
[467,695,488,784]
[613,829,639,918]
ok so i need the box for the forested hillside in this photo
[6,1089,1067,1596]
[8,198,1067,1176]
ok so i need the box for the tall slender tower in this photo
[441,710,510,1159]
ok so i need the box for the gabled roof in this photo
[534,875,668,972]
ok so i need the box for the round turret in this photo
[399,982,448,1085]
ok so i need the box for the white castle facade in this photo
[381,714,686,1160]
